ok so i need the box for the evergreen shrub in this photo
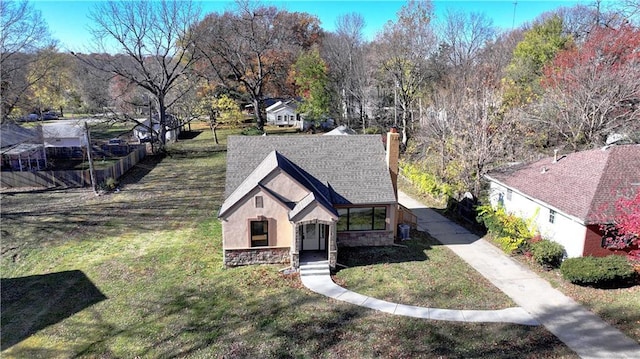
[560,255,636,287]
[530,240,565,268]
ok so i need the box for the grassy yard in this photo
[515,254,640,343]
[2,124,575,358]
[335,231,514,310]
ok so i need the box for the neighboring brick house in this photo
[485,144,640,258]
[219,130,400,269]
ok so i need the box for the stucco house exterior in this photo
[485,144,640,258]
[219,130,400,269]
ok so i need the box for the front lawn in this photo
[336,230,515,310]
[1,124,575,357]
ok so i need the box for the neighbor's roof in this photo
[224,135,396,207]
[486,144,640,224]
[265,100,298,113]
[0,122,40,148]
[324,125,356,136]
[42,124,85,138]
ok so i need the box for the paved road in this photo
[398,191,640,359]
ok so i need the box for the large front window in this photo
[250,220,269,247]
[337,207,387,231]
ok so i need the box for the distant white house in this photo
[265,100,304,129]
[133,115,180,143]
[42,123,88,147]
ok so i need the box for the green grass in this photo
[1,124,576,357]
[515,254,640,343]
[336,230,515,310]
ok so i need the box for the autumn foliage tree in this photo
[192,1,322,131]
[1,0,56,120]
[536,24,640,149]
[291,46,329,120]
[602,190,640,260]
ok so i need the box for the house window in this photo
[549,209,556,224]
[250,220,269,247]
[255,196,263,208]
[337,207,387,231]
[277,115,282,121]
[506,189,512,201]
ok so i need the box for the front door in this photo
[302,223,319,251]
[301,223,329,251]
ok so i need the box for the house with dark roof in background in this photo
[485,144,640,258]
[218,129,400,269]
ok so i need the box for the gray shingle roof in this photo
[487,144,640,224]
[224,135,396,207]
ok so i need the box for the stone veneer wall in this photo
[337,231,394,247]
[224,247,290,267]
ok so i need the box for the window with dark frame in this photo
[250,220,269,247]
[255,196,263,208]
[337,207,387,231]
[549,209,556,224]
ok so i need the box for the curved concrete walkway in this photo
[300,191,640,358]
[299,256,538,326]
[397,190,640,359]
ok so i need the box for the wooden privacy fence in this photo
[1,145,146,189]
[398,204,418,228]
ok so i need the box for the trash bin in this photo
[398,224,410,240]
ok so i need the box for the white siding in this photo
[488,181,586,257]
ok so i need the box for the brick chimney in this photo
[386,127,400,198]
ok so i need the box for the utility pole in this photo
[84,121,97,194]
[512,1,518,29]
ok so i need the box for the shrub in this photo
[530,240,565,268]
[240,126,263,136]
[476,205,536,253]
[400,162,454,199]
[560,255,637,287]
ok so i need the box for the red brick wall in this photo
[582,224,636,257]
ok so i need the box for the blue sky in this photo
[32,0,594,52]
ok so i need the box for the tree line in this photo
[2,0,638,197]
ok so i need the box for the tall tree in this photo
[438,9,496,68]
[503,15,571,108]
[28,51,77,116]
[1,0,55,121]
[534,24,640,149]
[322,13,369,128]
[375,0,436,145]
[192,1,322,131]
[78,0,202,147]
[291,46,329,120]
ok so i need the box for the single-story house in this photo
[485,144,640,258]
[265,100,303,128]
[133,115,180,143]
[42,123,87,148]
[219,130,400,269]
